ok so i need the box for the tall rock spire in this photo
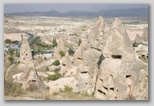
[19,34,44,91]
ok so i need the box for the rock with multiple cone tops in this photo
[13,16,147,100]
[71,17,147,100]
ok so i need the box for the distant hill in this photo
[5,8,148,17]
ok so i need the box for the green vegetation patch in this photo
[52,60,60,66]
[68,47,75,55]
[59,50,65,57]
[47,73,62,81]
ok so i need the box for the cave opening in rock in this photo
[80,71,88,74]
[97,89,106,95]
[126,75,131,78]
[62,63,66,66]
[97,54,105,68]
[111,55,122,59]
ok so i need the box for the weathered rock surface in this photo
[94,18,147,100]
[142,27,148,41]
[19,37,44,91]
[62,17,147,100]
[44,77,74,94]
[20,34,33,65]
[54,36,67,60]
[60,52,72,75]
[135,34,144,44]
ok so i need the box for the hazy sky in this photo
[4,4,148,13]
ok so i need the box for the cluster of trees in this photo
[8,49,15,64]
[5,39,19,44]
[7,49,20,64]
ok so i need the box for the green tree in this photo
[8,57,14,64]
[8,49,15,57]
[5,39,12,44]
[12,40,19,44]
[15,50,20,57]
[8,49,15,64]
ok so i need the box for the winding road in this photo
[18,33,35,48]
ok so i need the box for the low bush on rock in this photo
[47,73,62,81]
[63,85,73,93]
[52,60,60,66]
[68,47,75,55]
[59,50,65,57]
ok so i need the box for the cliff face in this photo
[69,17,148,100]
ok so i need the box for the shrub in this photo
[47,73,62,81]
[12,40,19,44]
[81,91,88,96]
[8,49,15,56]
[8,56,14,64]
[15,50,20,57]
[63,85,73,93]
[132,42,139,47]
[5,39,12,44]
[59,50,65,57]
[52,60,60,66]
[68,47,75,55]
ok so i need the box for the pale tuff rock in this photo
[86,16,110,49]
[111,18,126,34]
[94,18,146,100]
[95,58,139,100]
[102,18,135,59]
[72,48,101,95]
[134,34,144,44]
[65,66,78,77]
[132,67,148,100]
[20,35,33,65]
[44,77,74,94]
[73,41,90,66]
[54,36,67,60]
[142,27,148,41]
[19,37,44,91]
[60,52,72,75]
[72,64,98,95]
[72,38,101,95]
